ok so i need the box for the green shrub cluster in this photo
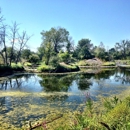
[37,63,80,73]
[23,62,32,67]
[11,63,24,71]
[37,64,55,72]
[70,96,130,130]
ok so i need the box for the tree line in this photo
[38,27,130,66]
[0,8,130,66]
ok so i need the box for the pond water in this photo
[0,68,130,129]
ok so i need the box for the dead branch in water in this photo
[27,114,63,130]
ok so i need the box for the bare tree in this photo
[0,9,8,65]
[15,31,32,64]
[0,9,32,66]
[8,22,32,65]
[8,22,19,65]
[0,26,8,65]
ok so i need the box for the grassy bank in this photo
[37,63,80,73]
[0,63,24,77]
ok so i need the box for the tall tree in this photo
[0,26,8,65]
[93,42,106,60]
[0,9,8,65]
[41,27,70,53]
[115,40,130,59]
[42,42,53,65]
[8,22,32,64]
[75,38,93,59]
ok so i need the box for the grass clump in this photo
[102,62,116,66]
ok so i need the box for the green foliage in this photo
[75,39,93,60]
[37,64,55,72]
[115,60,130,65]
[23,62,32,67]
[21,49,31,60]
[41,27,70,53]
[77,60,89,66]
[102,62,116,66]
[58,51,70,63]
[71,96,130,130]
[49,56,59,67]
[29,54,40,64]
[41,42,54,65]
[11,63,24,71]
[55,63,80,73]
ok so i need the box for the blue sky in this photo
[0,0,130,51]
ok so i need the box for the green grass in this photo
[11,63,24,71]
[77,60,89,66]
[115,60,130,65]
[102,61,116,66]
[55,63,80,72]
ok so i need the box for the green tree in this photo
[29,54,40,64]
[42,42,54,65]
[93,42,106,60]
[58,51,70,63]
[41,27,70,53]
[75,39,93,59]
[115,40,130,59]
[21,49,31,60]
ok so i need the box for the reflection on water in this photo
[0,68,130,129]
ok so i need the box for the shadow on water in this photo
[0,68,130,129]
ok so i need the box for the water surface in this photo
[0,68,130,129]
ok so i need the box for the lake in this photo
[0,68,130,129]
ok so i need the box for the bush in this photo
[37,64,55,72]
[71,96,130,130]
[24,62,32,67]
[11,63,24,71]
[55,63,80,73]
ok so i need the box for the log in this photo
[27,114,63,130]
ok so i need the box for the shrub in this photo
[11,63,24,71]
[24,62,32,67]
[37,64,55,72]
[70,96,130,130]
[55,63,80,73]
